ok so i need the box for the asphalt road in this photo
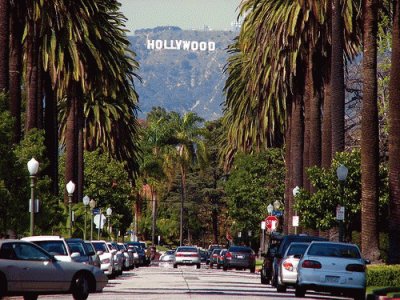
[10,262,355,300]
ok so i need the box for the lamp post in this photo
[292,186,300,234]
[260,221,266,258]
[83,195,90,240]
[267,203,273,216]
[89,199,96,240]
[336,164,348,242]
[106,207,112,237]
[66,181,76,238]
[27,158,39,236]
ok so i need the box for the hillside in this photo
[128,27,237,120]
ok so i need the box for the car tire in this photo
[352,289,366,300]
[72,273,90,300]
[0,272,7,297]
[250,267,256,273]
[295,286,306,297]
[210,263,213,268]
[173,264,178,268]
[196,264,201,269]
[277,283,287,293]
[261,274,268,284]
[223,265,228,271]
[23,294,38,300]
[217,264,221,269]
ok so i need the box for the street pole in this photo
[84,205,87,240]
[30,175,35,236]
[68,194,72,237]
[90,208,93,240]
[98,209,102,240]
[339,182,345,242]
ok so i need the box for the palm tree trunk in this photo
[0,0,9,91]
[25,19,39,131]
[179,164,186,246]
[77,89,84,204]
[330,0,346,154]
[388,0,400,264]
[290,93,304,234]
[361,0,380,261]
[44,72,58,195]
[9,1,23,143]
[322,77,332,168]
[284,102,292,235]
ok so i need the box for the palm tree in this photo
[171,112,207,245]
[388,0,400,264]
[0,0,9,91]
[361,0,380,261]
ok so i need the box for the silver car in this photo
[160,249,176,262]
[173,246,201,269]
[0,239,107,300]
[276,242,310,292]
[296,241,367,300]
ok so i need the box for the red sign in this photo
[265,215,279,230]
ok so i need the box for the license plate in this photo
[237,255,244,259]
[183,260,191,263]
[325,276,339,283]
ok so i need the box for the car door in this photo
[12,242,69,291]
[0,242,22,291]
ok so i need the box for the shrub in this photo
[367,265,400,286]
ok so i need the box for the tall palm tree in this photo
[388,0,400,264]
[171,112,207,246]
[361,0,380,260]
[0,0,9,91]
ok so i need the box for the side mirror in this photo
[71,252,81,258]
[111,249,117,255]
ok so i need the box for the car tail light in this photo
[175,253,184,257]
[225,252,232,260]
[346,264,365,272]
[283,260,294,271]
[191,254,199,257]
[301,260,322,269]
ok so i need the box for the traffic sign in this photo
[336,205,345,221]
[265,215,279,231]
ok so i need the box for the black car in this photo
[223,246,256,273]
[264,234,328,287]
[260,232,284,284]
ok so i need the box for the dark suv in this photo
[261,234,327,285]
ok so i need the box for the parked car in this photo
[91,240,115,277]
[260,232,283,284]
[223,246,256,273]
[199,249,208,263]
[107,242,123,275]
[125,244,140,267]
[173,246,201,269]
[159,249,176,262]
[207,244,222,265]
[216,249,228,269]
[209,248,222,268]
[0,239,107,300]
[276,242,310,292]
[118,242,133,270]
[21,235,89,264]
[126,242,149,265]
[267,234,327,287]
[84,241,101,268]
[295,241,368,300]
[65,238,95,265]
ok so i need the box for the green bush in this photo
[367,265,400,286]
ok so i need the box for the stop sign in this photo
[265,215,279,230]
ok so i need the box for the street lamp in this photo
[267,204,273,215]
[106,207,112,236]
[27,158,39,236]
[89,199,96,240]
[83,195,90,240]
[292,186,300,234]
[66,181,76,237]
[260,221,266,258]
[336,164,348,242]
[273,200,281,211]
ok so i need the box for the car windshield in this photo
[177,247,197,252]
[286,244,309,256]
[34,240,68,256]
[308,244,361,259]
[212,249,222,254]
[166,250,175,255]
[92,242,107,252]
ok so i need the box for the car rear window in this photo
[307,244,361,259]
[286,244,309,256]
[92,242,107,252]
[229,247,253,253]
[67,241,87,255]
[34,241,68,256]
[177,247,197,252]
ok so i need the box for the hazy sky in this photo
[119,0,242,32]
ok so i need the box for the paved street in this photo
[9,262,354,300]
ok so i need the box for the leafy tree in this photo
[224,149,285,241]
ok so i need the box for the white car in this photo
[0,239,107,300]
[160,249,176,262]
[295,241,368,300]
[173,246,201,269]
[276,242,310,292]
[91,240,115,277]
[22,235,79,262]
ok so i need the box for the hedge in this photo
[367,265,400,286]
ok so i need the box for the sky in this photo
[118,0,242,32]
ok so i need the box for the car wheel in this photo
[196,264,201,269]
[277,283,287,293]
[72,273,90,300]
[352,289,366,300]
[222,265,228,271]
[0,272,7,297]
[250,267,256,273]
[295,286,306,297]
[23,294,38,300]
[217,264,221,269]
[210,263,213,268]
[173,264,178,268]
[260,274,268,284]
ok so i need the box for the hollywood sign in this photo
[147,39,216,51]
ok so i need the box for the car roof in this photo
[22,235,64,241]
